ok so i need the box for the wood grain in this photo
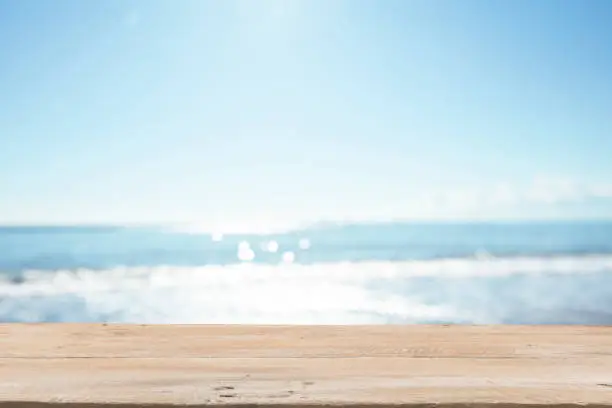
[0,325,611,406]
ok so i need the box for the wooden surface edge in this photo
[0,403,609,408]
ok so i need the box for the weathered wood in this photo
[0,325,611,406]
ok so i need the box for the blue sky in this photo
[1,0,612,230]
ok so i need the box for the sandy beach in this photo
[0,324,611,406]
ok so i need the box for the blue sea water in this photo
[1,221,612,324]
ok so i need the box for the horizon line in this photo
[1,217,611,231]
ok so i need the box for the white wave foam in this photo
[1,256,612,324]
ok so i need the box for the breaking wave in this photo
[2,255,612,324]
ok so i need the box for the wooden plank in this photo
[0,325,611,406]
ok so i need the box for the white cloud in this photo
[589,183,612,198]
[490,183,520,206]
[479,177,608,205]
[399,176,612,220]
[524,176,587,204]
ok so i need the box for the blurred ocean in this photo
[1,221,612,324]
